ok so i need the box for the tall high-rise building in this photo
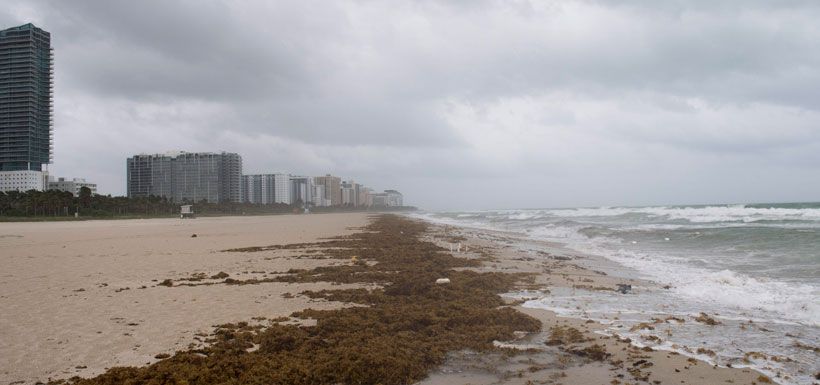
[311,183,329,207]
[290,175,313,206]
[341,180,361,206]
[241,173,292,204]
[126,152,242,203]
[241,174,273,204]
[359,186,373,207]
[0,23,54,191]
[313,174,341,206]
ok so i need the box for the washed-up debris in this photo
[694,312,721,325]
[616,284,632,294]
[49,215,541,385]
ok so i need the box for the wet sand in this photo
[417,222,769,385]
[0,213,370,384]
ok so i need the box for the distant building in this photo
[290,175,313,207]
[371,189,404,207]
[341,180,361,206]
[241,174,272,204]
[126,151,242,203]
[313,174,341,206]
[359,186,374,207]
[272,173,291,204]
[241,173,291,204]
[0,24,54,191]
[48,177,97,196]
[0,170,47,192]
[385,189,403,207]
[311,183,330,207]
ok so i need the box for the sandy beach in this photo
[0,213,783,385]
[0,213,370,384]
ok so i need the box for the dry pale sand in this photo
[0,213,370,384]
[417,222,766,385]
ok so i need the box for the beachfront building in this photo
[0,24,54,192]
[341,180,361,206]
[359,186,374,207]
[290,175,313,206]
[385,189,403,207]
[241,174,273,204]
[371,189,404,207]
[241,173,292,204]
[314,174,341,206]
[272,173,291,204]
[0,170,48,192]
[47,177,97,196]
[311,183,330,207]
[126,151,242,203]
[371,193,387,207]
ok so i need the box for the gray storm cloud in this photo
[2,0,819,210]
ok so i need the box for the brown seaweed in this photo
[49,214,541,385]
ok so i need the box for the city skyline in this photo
[2,2,819,210]
[125,150,402,207]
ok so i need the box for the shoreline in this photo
[0,213,800,384]
[412,217,797,384]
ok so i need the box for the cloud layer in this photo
[2,0,819,209]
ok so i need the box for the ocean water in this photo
[412,203,820,384]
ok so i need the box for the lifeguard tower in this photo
[180,205,195,219]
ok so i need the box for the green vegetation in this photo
[0,188,414,220]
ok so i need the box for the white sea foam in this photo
[520,287,819,385]
[416,209,820,325]
[523,223,820,326]
[520,205,820,224]
[613,254,820,325]
[414,207,820,384]
[506,212,544,220]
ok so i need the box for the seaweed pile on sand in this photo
[50,214,541,385]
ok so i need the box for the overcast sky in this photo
[3,1,819,210]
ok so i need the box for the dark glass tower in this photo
[127,152,243,203]
[0,23,53,172]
